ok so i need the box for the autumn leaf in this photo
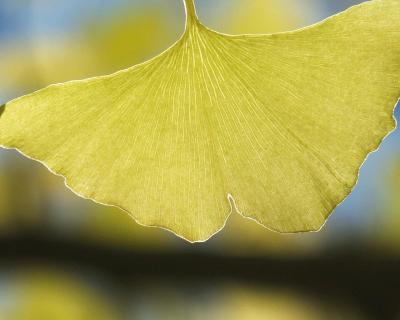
[0,0,399,242]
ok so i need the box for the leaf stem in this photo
[184,0,199,27]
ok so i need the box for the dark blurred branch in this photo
[0,233,399,320]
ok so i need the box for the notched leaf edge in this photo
[0,136,236,243]
[1,0,400,242]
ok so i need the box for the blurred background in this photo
[0,0,399,319]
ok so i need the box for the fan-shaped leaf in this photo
[1,0,399,241]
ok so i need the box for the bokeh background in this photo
[0,0,399,319]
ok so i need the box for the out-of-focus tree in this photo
[30,6,181,85]
[122,284,361,319]
[222,0,305,34]
[2,268,119,320]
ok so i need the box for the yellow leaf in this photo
[1,0,399,242]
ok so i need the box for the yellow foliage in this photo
[224,0,304,34]
[3,269,119,320]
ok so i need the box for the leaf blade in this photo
[1,0,399,241]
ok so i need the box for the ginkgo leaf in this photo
[1,0,399,242]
